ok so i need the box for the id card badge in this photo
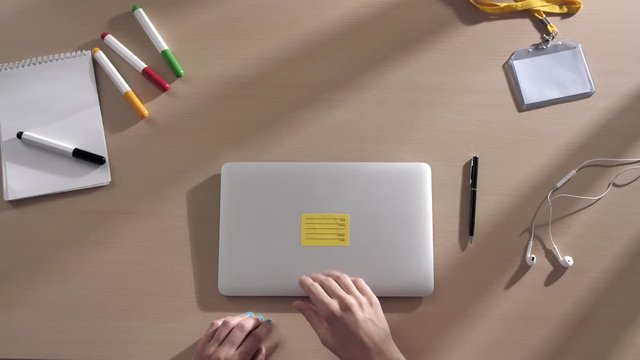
[506,41,595,111]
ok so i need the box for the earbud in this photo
[551,244,574,268]
[526,254,537,266]
[525,236,573,267]
[559,255,574,268]
[525,238,536,266]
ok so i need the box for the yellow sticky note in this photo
[301,213,350,247]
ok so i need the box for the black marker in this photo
[17,131,106,165]
[469,155,479,243]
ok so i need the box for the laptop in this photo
[218,162,434,297]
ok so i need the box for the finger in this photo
[352,277,379,306]
[310,273,351,302]
[293,300,328,339]
[194,319,223,356]
[298,275,336,317]
[203,319,223,344]
[236,321,274,358]
[218,316,261,351]
[210,313,250,346]
[325,271,364,299]
[250,345,266,360]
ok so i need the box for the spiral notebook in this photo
[0,51,111,201]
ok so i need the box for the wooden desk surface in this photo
[2,1,640,359]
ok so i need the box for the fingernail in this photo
[266,319,273,325]
[256,314,265,321]
[245,312,254,318]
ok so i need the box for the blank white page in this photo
[0,51,111,200]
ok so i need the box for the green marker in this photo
[132,4,184,77]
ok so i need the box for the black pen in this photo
[469,155,479,243]
[17,131,106,165]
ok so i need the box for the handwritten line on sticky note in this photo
[301,213,350,247]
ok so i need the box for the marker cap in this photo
[123,90,149,119]
[72,148,107,165]
[142,67,170,92]
[161,49,184,77]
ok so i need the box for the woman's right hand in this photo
[293,271,405,360]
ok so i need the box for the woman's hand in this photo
[193,312,273,360]
[293,271,405,360]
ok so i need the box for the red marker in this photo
[100,32,170,92]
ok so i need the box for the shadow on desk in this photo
[187,174,422,314]
[540,240,640,360]
[458,158,472,252]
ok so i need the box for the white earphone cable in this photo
[575,158,640,172]
[546,165,640,256]
[527,161,640,265]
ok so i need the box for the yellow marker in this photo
[301,214,350,247]
[91,47,148,119]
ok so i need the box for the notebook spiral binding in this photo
[0,50,89,72]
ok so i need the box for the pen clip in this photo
[469,159,474,185]
[470,156,478,187]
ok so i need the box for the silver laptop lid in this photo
[218,162,434,296]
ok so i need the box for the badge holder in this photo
[506,39,595,111]
[468,0,593,111]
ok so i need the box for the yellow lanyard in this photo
[468,0,583,40]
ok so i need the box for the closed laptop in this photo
[218,162,434,297]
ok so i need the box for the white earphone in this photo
[526,158,640,268]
